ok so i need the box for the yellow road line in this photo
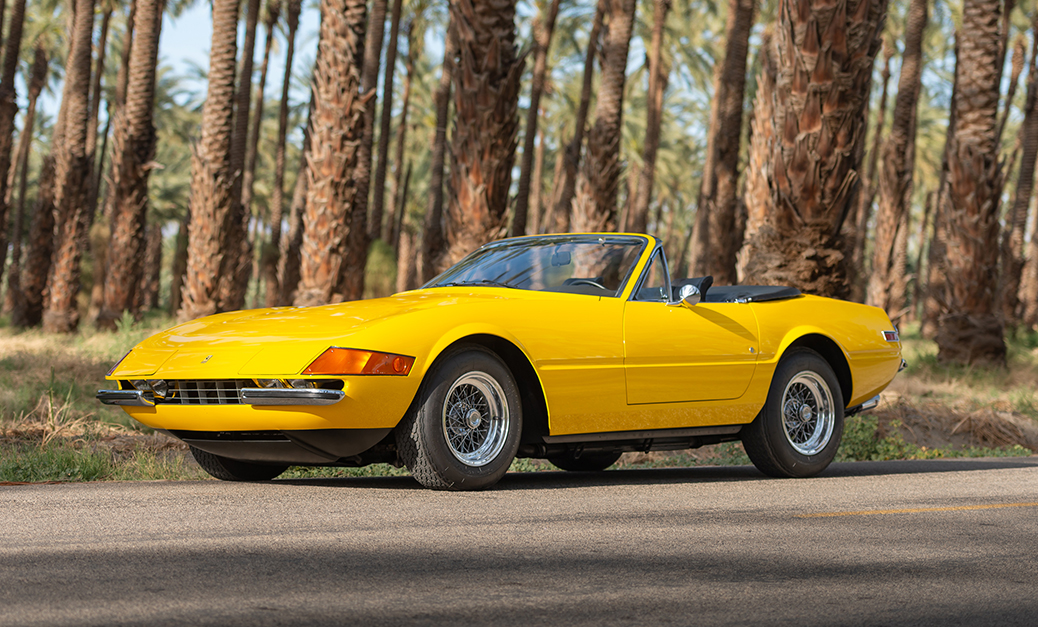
[796,502,1038,518]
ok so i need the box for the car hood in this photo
[110,288,543,378]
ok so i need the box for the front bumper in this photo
[96,388,345,407]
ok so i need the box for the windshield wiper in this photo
[440,279,520,289]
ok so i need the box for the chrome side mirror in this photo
[672,284,700,308]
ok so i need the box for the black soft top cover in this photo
[672,276,801,303]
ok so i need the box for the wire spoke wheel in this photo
[780,371,835,456]
[441,371,510,467]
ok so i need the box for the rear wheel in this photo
[189,446,289,481]
[548,450,622,472]
[742,349,844,478]
[396,347,522,490]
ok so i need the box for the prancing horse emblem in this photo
[201,355,213,364]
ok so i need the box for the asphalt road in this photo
[2,458,1037,627]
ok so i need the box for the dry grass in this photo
[0,316,1033,483]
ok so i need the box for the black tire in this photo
[547,450,622,472]
[396,346,522,490]
[742,348,844,478]
[189,446,289,481]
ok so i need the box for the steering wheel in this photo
[568,279,607,290]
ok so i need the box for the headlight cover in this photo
[302,347,414,376]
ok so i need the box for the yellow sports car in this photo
[99,233,903,490]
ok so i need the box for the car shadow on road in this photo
[274,456,1038,491]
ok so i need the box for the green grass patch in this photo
[837,413,1031,462]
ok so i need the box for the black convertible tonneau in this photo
[703,285,802,303]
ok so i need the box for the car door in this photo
[623,251,759,405]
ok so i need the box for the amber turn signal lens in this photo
[303,347,415,376]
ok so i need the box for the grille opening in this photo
[115,378,345,405]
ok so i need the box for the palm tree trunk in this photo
[2,44,46,316]
[866,0,927,315]
[627,0,671,236]
[242,0,280,219]
[392,161,411,252]
[908,190,933,321]
[43,0,96,333]
[97,0,164,329]
[219,0,261,310]
[846,45,892,302]
[528,124,547,236]
[550,0,605,234]
[1006,25,1038,327]
[419,26,455,282]
[441,0,523,265]
[261,0,300,308]
[293,0,367,306]
[116,0,137,109]
[511,0,561,237]
[135,221,162,312]
[178,0,242,321]
[342,0,388,300]
[736,26,775,278]
[169,212,189,314]
[370,0,404,242]
[571,0,636,232]
[86,7,112,165]
[0,0,27,290]
[935,0,1006,365]
[387,20,414,249]
[737,0,889,298]
[689,0,755,284]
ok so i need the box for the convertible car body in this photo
[99,233,903,489]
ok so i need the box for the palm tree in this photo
[242,0,281,219]
[571,0,637,232]
[738,26,775,273]
[370,0,405,242]
[511,0,561,237]
[0,0,27,290]
[42,0,96,333]
[1006,28,1038,327]
[2,45,47,316]
[419,24,454,282]
[97,0,164,329]
[866,0,927,317]
[627,0,672,237]
[441,0,523,265]
[737,0,889,298]
[547,0,605,234]
[262,0,300,307]
[178,0,242,321]
[220,0,262,310]
[934,0,1005,365]
[293,0,367,306]
[342,0,389,300]
[688,0,754,284]
[387,19,415,248]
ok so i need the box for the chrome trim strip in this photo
[543,424,743,444]
[96,389,155,407]
[846,395,881,416]
[239,388,345,406]
[899,359,907,372]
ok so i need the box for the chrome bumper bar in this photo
[846,395,881,416]
[96,390,155,407]
[97,388,345,407]
[239,388,345,405]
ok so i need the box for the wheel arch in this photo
[783,333,852,407]
[425,334,550,446]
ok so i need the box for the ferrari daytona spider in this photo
[98,233,903,490]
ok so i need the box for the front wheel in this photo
[742,349,844,478]
[396,347,522,490]
[190,446,289,481]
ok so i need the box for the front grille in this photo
[163,379,253,405]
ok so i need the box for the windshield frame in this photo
[422,234,653,298]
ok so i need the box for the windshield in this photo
[425,235,648,297]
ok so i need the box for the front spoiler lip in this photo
[96,388,346,407]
